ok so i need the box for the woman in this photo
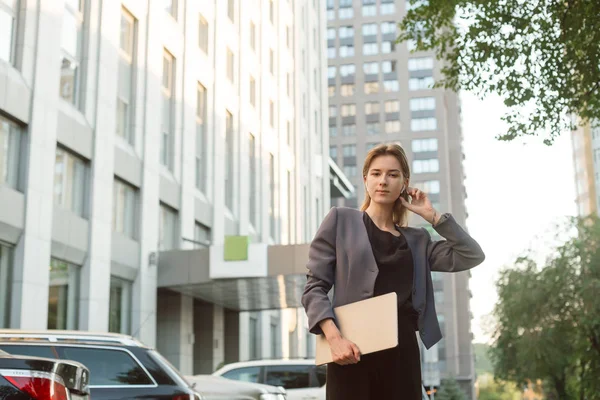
[301,143,485,399]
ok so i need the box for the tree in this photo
[398,0,600,144]
[477,373,521,400]
[436,377,467,400]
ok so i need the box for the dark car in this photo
[0,348,90,399]
[0,330,201,400]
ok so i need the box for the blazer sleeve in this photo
[425,213,485,272]
[301,207,338,335]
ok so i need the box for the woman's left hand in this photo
[399,187,438,224]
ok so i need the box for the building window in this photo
[250,21,256,50]
[0,115,21,189]
[363,43,378,55]
[414,180,441,194]
[343,165,357,177]
[410,97,436,111]
[249,315,260,360]
[362,23,377,36]
[269,0,274,23]
[341,104,356,117]
[383,79,399,92]
[381,41,395,53]
[109,277,132,334]
[365,101,380,115]
[413,159,440,174]
[269,49,275,74]
[385,120,401,134]
[314,69,318,91]
[364,62,379,75]
[112,178,137,239]
[342,124,356,136]
[362,5,376,16]
[339,26,354,39]
[270,318,280,357]
[327,46,336,59]
[343,144,356,157]
[227,48,234,82]
[385,100,400,113]
[328,66,336,79]
[194,222,211,248]
[329,126,338,137]
[249,134,258,229]
[412,138,438,152]
[329,105,337,117]
[327,27,335,40]
[408,57,434,71]
[411,117,437,131]
[0,0,18,63]
[249,76,256,107]
[60,0,85,106]
[328,85,336,97]
[227,0,234,22]
[161,50,175,169]
[339,6,354,19]
[225,111,234,211]
[0,244,12,328]
[366,122,380,135]
[339,45,354,57]
[409,76,435,90]
[287,121,292,146]
[381,21,397,35]
[117,8,136,145]
[165,0,177,17]
[364,82,379,94]
[330,145,338,158]
[340,84,354,97]
[54,147,87,217]
[159,203,178,250]
[327,9,335,20]
[382,60,397,73]
[196,83,207,192]
[48,258,80,330]
[270,101,275,127]
[269,154,276,239]
[198,14,208,53]
[381,2,396,14]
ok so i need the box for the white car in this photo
[213,359,325,400]
[187,374,286,400]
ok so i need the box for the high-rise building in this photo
[0,0,353,376]
[326,0,476,397]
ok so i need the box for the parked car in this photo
[187,374,286,400]
[0,330,201,400]
[213,359,325,400]
[0,348,90,399]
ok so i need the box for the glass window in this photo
[342,124,356,136]
[161,50,175,169]
[270,101,275,127]
[223,367,261,383]
[413,159,440,173]
[249,134,258,228]
[60,0,84,106]
[109,276,132,334]
[250,21,256,50]
[414,180,441,194]
[339,0,352,6]
[269,154,275,239]
[0,115,21,189]
[329,126,338,137]
[363,62,379,75]
[364,82,379,94]
[165,0,177,17]
[196,84,207,192]
[408,57,434,71]
[227,0,234,21]
[381,41,395,53]
[329,105,337,117]
[341,104,356,117]
[385,120,401,134]
[410,97,436,111]
[48,258,80,330]
[249,315,260,359]
[366,122,380,135]
[265,365,311,390]
[225,111,234,210]
[363,43,378,55]
[340,84,354,97]
[227,48,235,81]
[159,203,178,250]
[409,76,435,90]
[412,138,438,152]
[327,27,336,40]
[339,45,354,57]
[343,165,357,176]
[327,46,336,59]
[327,9,335,20]
[0,244,12,328]
[117,9,136,145]
[198,14,208,53]
[327,66,336,78]
[381,2,396,14]
[0,345,57,359]
[112,178,137,239]
[0,0,18,63]
[339,6,354,19]
[362,5,376,16]
[381,21,397,35]
[362,23,377,36]
[382,60,396,73]
[329,146,338,158]
[339,64,355,77]
[194,222,211,248]
[338,26,354,38]
[269,0,274,23]
[57,347,153,386]
[383,79,399,92]
[385,100,400,113]
[365,101,380,114]
[411,117,437,131]
[54,147,87,217]
[343,144,356,157]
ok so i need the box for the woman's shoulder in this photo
[330,206,363,221]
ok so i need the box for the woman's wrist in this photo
[422,209,440,225]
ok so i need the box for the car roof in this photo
[214,358,317,373]
[0,329,146,348]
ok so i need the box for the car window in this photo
[221,366,261,383]
[0,345,57,359]
[55,347,154,386]
[315,365,327,387]
[264,365,310,389]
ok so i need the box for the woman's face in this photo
[364,154,406,206]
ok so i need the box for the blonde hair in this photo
[360,143,411,226]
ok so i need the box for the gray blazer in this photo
[301,206,485,349]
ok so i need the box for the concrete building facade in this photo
[325,0,476,397]
[0,0,355,377]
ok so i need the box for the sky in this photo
[459,92,578,344]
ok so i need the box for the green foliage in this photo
[477,374,521,400]
[436,377,467,400]
[398,0,600,144]
[489,216,600,399]
[474,343,494,375]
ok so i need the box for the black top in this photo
[363,212,418,328]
